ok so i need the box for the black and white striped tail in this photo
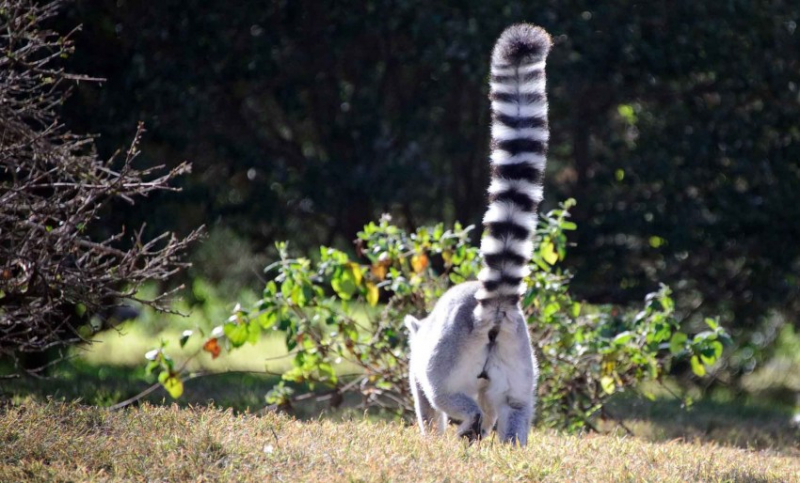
[476,24,552,304]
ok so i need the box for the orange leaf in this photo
[370,263,388,281]
[411,253,429,274]
[203,337,221,359]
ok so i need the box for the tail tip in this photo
[493,24,552,65]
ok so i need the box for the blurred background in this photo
[51,0,800,386]
[2,0,798,453]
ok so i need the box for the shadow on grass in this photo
[603,391,800,455]
[0,359,282,411]
[0,359,376,422]
[716,472,776,483]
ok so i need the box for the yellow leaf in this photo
[600,376,615,395]
[541,240,558,265]
[441,250,452,266]
[366,282,379,307]
[411,253,429,273]
[163,375,184,399]
[346,262,363,286]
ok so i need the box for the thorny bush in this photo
[0,0,201,375]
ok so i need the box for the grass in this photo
[0,360,283,411]
[603,390,800,454]
[1,400,798,482]
[3,288,800,480]
[77,322,298,373]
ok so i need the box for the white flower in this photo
[211,325,225,338]
[144,349,160,361]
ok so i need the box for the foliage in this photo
[57,1,800,354]
[149,201,728,430]
[0,0,201,375]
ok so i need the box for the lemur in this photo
[404,24,551,446]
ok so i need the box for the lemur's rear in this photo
[405,24,551,445]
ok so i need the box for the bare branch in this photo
[0,0,202,374]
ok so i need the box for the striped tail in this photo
[476,24,552,304]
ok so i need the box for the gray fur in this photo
[406,23,550,446]
[406,282,538,445]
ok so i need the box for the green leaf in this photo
[179,330,193,348]
[145,360,160,375]
[543,302,560,319]
[331,266,358,300]
[711,340,723,359]
[247,321,261,345]
[700,342,723,365]
[540,240,558,265]
[291,284,307,306]
[281,279,294,299]
[690,355,706,377]
[617,104,636,124]
[669,332,688,355]
[692,330,715,344]
[449,273,465,284]
[561,221,577,231]
[613,331,634,345]
[224,322,249,348]
[259,311,278,330]
[652,321,672,343]
[318,362,337,384]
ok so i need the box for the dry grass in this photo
[1,401,798,482]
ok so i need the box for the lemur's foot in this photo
[457,413,486,442]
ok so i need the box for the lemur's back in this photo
[405,24,552,445]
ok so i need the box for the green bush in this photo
[146,200,728,430]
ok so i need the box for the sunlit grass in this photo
[1,401,798,482]
[81,280,374,375]
[76,322,298,374]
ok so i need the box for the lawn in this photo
[1,401,798,482]
[2,297,799,481]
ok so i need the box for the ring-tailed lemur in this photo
[405,24,551,446]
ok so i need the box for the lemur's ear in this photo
[404,315,421,334]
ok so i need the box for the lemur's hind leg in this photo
[496,399,533,446]
[410,373,445,434]
[477,387,499,434]
[432,392,485,441]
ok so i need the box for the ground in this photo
[2,309,799,481]
[1,401,798,482]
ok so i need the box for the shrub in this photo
[0,0,201,375]
[148,200,728,430]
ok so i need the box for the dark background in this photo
[55,1,800,373]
